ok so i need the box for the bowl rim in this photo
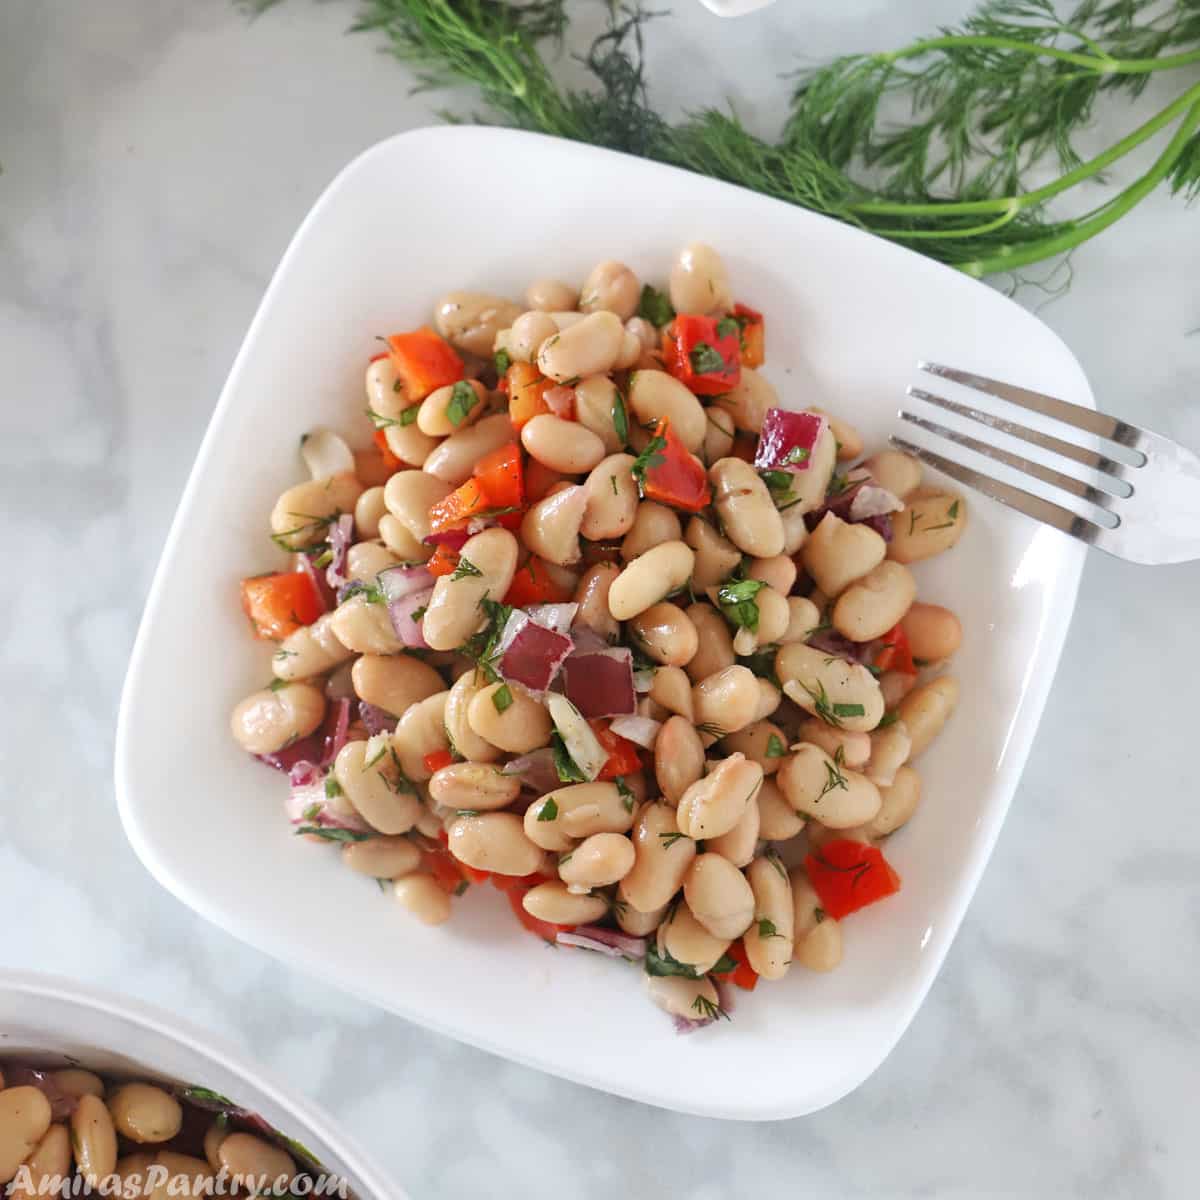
[0,969,398,1197]
[115,124,1089,1120]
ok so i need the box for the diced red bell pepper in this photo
[733,303,765,369]
[524,459,566,503]
[507,362,552,430]
[386,328,464,402]
[475,442,524,510]
[460,864,492,885]
[421,845,469,897]
[504,884,575,943]
[804,840,901,920]
[489,871,551,894]
[640,419,711,513]
[591,722,643,780]
[711,938,759,991]
[503,556,574,606]
[662,313,741,396]
[428,478,488,536]
[427,544,460,578]
[372,427,404,472]
[240,571,325,640]
[423,749,454,774]
[875,624,918,675]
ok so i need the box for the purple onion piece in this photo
[386,585,433,649]
[500,622,573,695]
[422,528,470,551]
[324,514,354,591]
[358,701,398,736]
[295,551,336,612]
[753,408,826,473]
[568,925,647,959]
[501,748,560,795]
[561,647,636,719]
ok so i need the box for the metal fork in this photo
[892,362,1200,565]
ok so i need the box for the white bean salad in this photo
[230,244,967,1031]
[0,1060,327,1195]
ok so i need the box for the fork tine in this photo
[898,410,1121,512]
[906,386,1134,491]
[918,361,1146,457]
[888,435,1109,547]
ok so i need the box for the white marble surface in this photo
[3,0,1199,1196]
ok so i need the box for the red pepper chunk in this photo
[423,749,454,774]
[475,442,524,510]
[875,623,918,675]
[591,722,642,780]
[711,938,759,991]
[427,544,460,578]
[422,845,470,897]
[640,419,711,513]
[386,327,464,402]
[662,313,741,396]
[503,555,573,606]
[804,840,901,920]
[372,428,404,472]
[240,571,324,640]
[733,303,765,369]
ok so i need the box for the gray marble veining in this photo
[2,1,1198,1197]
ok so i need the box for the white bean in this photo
[429,762,521,811]
[775,642,885,733]
[559,833,636,890]
[70,1094,116,1187]
[340,835,421,880]
[628,370,706,451]
[776,743,882,829]
[832,561,917,643]
[659,902,730,974]
[691,666,761,741]
[790,868,843,972]
[709,457,784,557]
[448,813,544,876]
[743,855,794,980]
[525,278,578,312]
[721,719,788,775]
[668,243,732,315]
[392,691,450,780]
[620,501,682,561]
[269,474,363,550]
[746,554,796,595]
[423,527,518,651]
[444,671,502,763]
[467,682,552,754]
[865,764,921,836]
[106,1085,182,1144]
[537,311,624,383]
[684,603,735,682]
[351,652,443,716]
[0,1088,52,1185]
[683,852,755,940]
[700,403,735,467]
[393,875,451,925]
[900,603,963,661]
[863,449,923,499]
[711,367,776,434]
[779,596,822,645]
[676,752,762,840]
[330,594,403,655]
[756,776,805,840]
[898,676,959,757]
[865,720,912,788]
[572,376,624,454]
[654,715,706,805]
[524,782,635,852]
[523,882,608,925]
[383,469,455,545]
[434,290,522,357]
[783,422,837,515]
[704,791,760,868]
[629,602,698,668]
[579,260,640,321]
[618,802,696,913]
[888,490,967,563]
[520,484,587,566]
[417,378,488,437]
[608,541,694,621]
[802,511,887,599]
[230,683,325,756]
[272,611,354,681]
[581,454,638,541]
[573,562,621,641]
[522,414,606,474]
[423,412,515,486]
[648,665,694,722]
[644,973,720,1022]
[335,738,421,834]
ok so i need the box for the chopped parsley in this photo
[644,942,702,979]
[630,432,667,496]
[551,732,587,783]
[294,826,374,843]
[445,380,479,427]
[877,711,900,728]
[399,405,419,427]
[756,917,786,940]
[717,577,766,632]
[450,555,483,582]
[492,683,513,713]
[494,348,512,375]
[537,797,559,822]
[688,341,725,375]
[615,776,636,813]
[833,702,866,718]
[781,445,810,466]
[324,776,343,799]
[658,831,689,849]
[714,315,739,340]
[758,469,798,508]
[636,284,674,328]
[611,391,629,445]
[765,733,786,758]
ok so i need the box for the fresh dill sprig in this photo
[241,0,1200,279]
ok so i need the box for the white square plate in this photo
[117,126,1089,1120]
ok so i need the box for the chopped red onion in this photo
[500,620,573,695]
[285,774,370,832]
[569,626,610,654]
[324,514,354,590]
[423,528,470,551]
[807,627,875,661]
[672,1013,713,1035]
[358,701,398,736]
[609,714,661,749]
[295,551,335,612]
[495,608,531,657]
[387,585,433,649]
[501,748,559,794]
[526,602,579,636]
[562,647,636,719]
[849,483,903,521]
[805,471,873,530]
[377,563,435,601]
[567,925,646,959]
[255,696,350,774]
[633,669,655,693]
[556,932,627,958]
[861,513,894,542]
[543,385,575,419]
[754,408,826,473]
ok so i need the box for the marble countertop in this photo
[3,1,1198,1196]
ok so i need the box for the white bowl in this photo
[116,126,1089,1119]
[0,971,396,1196]
[698,0,777,14]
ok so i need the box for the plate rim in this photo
[116,124,1089,1120]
